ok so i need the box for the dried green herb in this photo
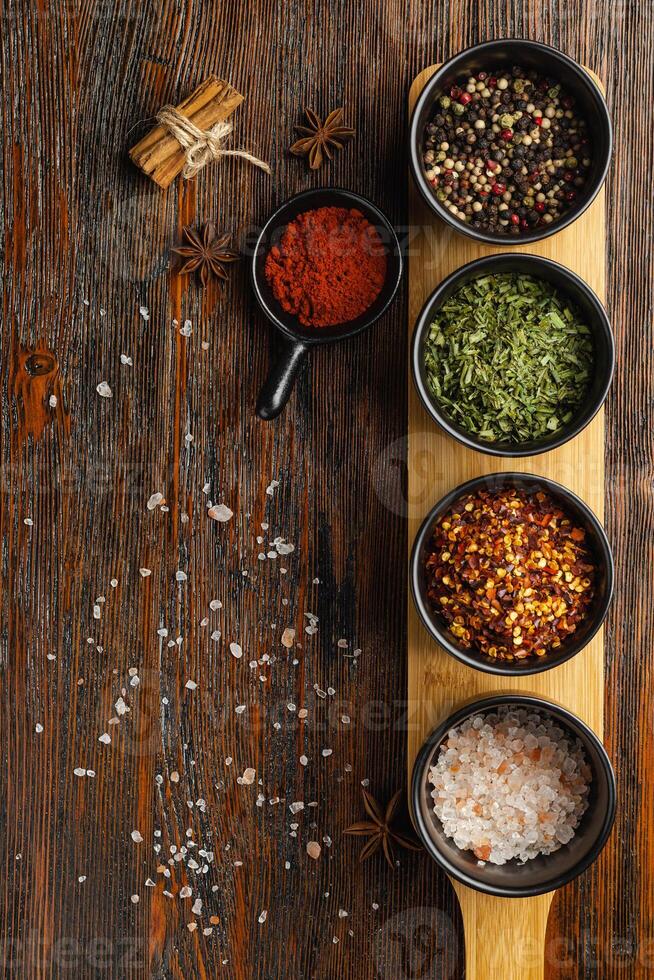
[424,273,594,443]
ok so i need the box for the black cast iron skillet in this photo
[252,188,403,420]
[411,693,616,897]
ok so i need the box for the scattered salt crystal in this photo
[235,705,246,714]
[241,768,256,785]
[131,895,139,904]
[49,394,57,407]
[208,504,233,522]
[187,922,197,932]
[131,831,143,843]
[265,480,280,496]
[209,599,222,610]
[176,570,187,582]
[96,381,112,398]
[289,802,304,814]
[35,723,43,734]
[73,768,86,777]
[139,568,151,578]
[258,910,267,924]
[147,493,164,510]
[230,642,243,659]
[300,755,308,767]
[322,749,333,758]
[78,876,86,883]
[110,578,118,588]
[180,320,192,337]
[120,354,132,365]
[98,733,111,744]
[179,886,192,898]
[185,680,197,691]
[281,628,295,648]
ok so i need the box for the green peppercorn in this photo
[440,95,451,109]
[452,102,465,116]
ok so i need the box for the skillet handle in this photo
[256,335,309,420]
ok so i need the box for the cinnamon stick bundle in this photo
[129,75,244,189]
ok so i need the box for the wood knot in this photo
[24,352,57,376]
[13,347,67,441]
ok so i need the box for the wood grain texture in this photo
[0,2,652,979]
[407,64,605,980]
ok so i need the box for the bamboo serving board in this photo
[407,66,606,980]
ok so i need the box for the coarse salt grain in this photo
[281,628,295,648]
[208,504,233,522]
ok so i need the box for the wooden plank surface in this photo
[407,65,605,980]
[0,2,652,978]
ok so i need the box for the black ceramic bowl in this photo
[412,253,614,458]
[410,694,616,897]
[252,188,402,419]
[409,39,612,245]
[410,472,614,676]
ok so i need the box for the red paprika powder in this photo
[264,206,387,328]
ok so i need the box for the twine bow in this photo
[156,105,271,179]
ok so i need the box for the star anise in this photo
[289,107,356,170]
[343,789,422,869]
[171,222,239,288]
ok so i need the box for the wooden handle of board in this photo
[454,886,554,980]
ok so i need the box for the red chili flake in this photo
[423,488,597,661]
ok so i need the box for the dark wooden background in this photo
[1,1,652,977]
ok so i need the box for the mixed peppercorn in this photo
[422,65,592,234]
[424,487,596,660]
